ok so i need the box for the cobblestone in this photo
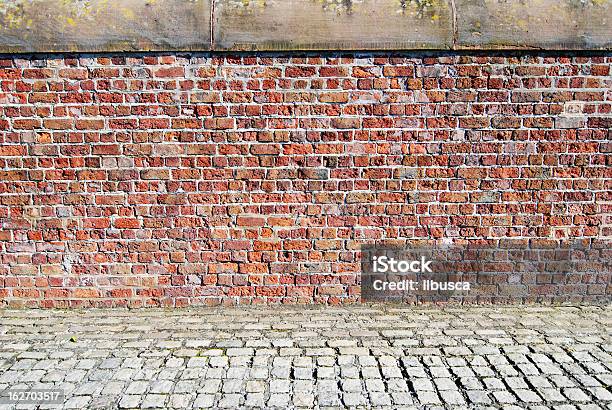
[0,305,610,408]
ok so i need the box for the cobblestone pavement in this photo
[0,305,610,409]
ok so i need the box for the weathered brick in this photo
[0,53,608,307]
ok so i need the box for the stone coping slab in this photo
[0,0,610,52]
[0,0,212,53]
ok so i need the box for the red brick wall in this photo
[0,53,610,307]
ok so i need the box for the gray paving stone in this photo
[391,391,414,405]
[208,356,228,368]
[293,391,314,406]
[149,380,173,394]
[588,386,612,401]
[563,388,590,402]
[439,389,466,405]
[217,393,242,408]
[192,394,215,408]
[316,366,335,379]
[271,366,290,378]
[89,395,120,409]
[168,394,192,408]
[293,380,314,392]
[186,357,207,368]
[267,393,290,407]
[341,379,362,392]
[493,390,517,404]
[245,392,265,407]
[416,390,441,404]
[434,377,458,390]
[365,378,385,392]
[412,378,435,391]
[483,377,506,390]
[63,396,91,409]
[539,388,566,402]
[101,381,124,396]
[340,366,359,378]
[342,392,367,406]
[141,394,167,408]
[317,389,341,406]
[467,390,492,404]
[294,367,313,380]
[0,305,608,409]
[270,379,291,393]
[513,388,543,403]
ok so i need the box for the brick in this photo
[93,145,121,155]
[319,67,348,77]
[141,169,170,180]
[0,146,27,156]
[114,218,140,229]
[12,119,41,129]
[511,91,541,102]
[204,118,235,129]
[237,215,266,227]
[587,117,612,128]
[331,118,359,129]
[43,119,73,130]
[459,117,489,129]
[0,54,608,307]
[555,116,585,129]
[383,66,414,77]
[285,67,317,77]
[154,67,185,77]
[318,93,349,103]
[59,68,88,79]
[172,118,202,129]
[76,119,105,130]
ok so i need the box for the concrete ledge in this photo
[0,0,610,52]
